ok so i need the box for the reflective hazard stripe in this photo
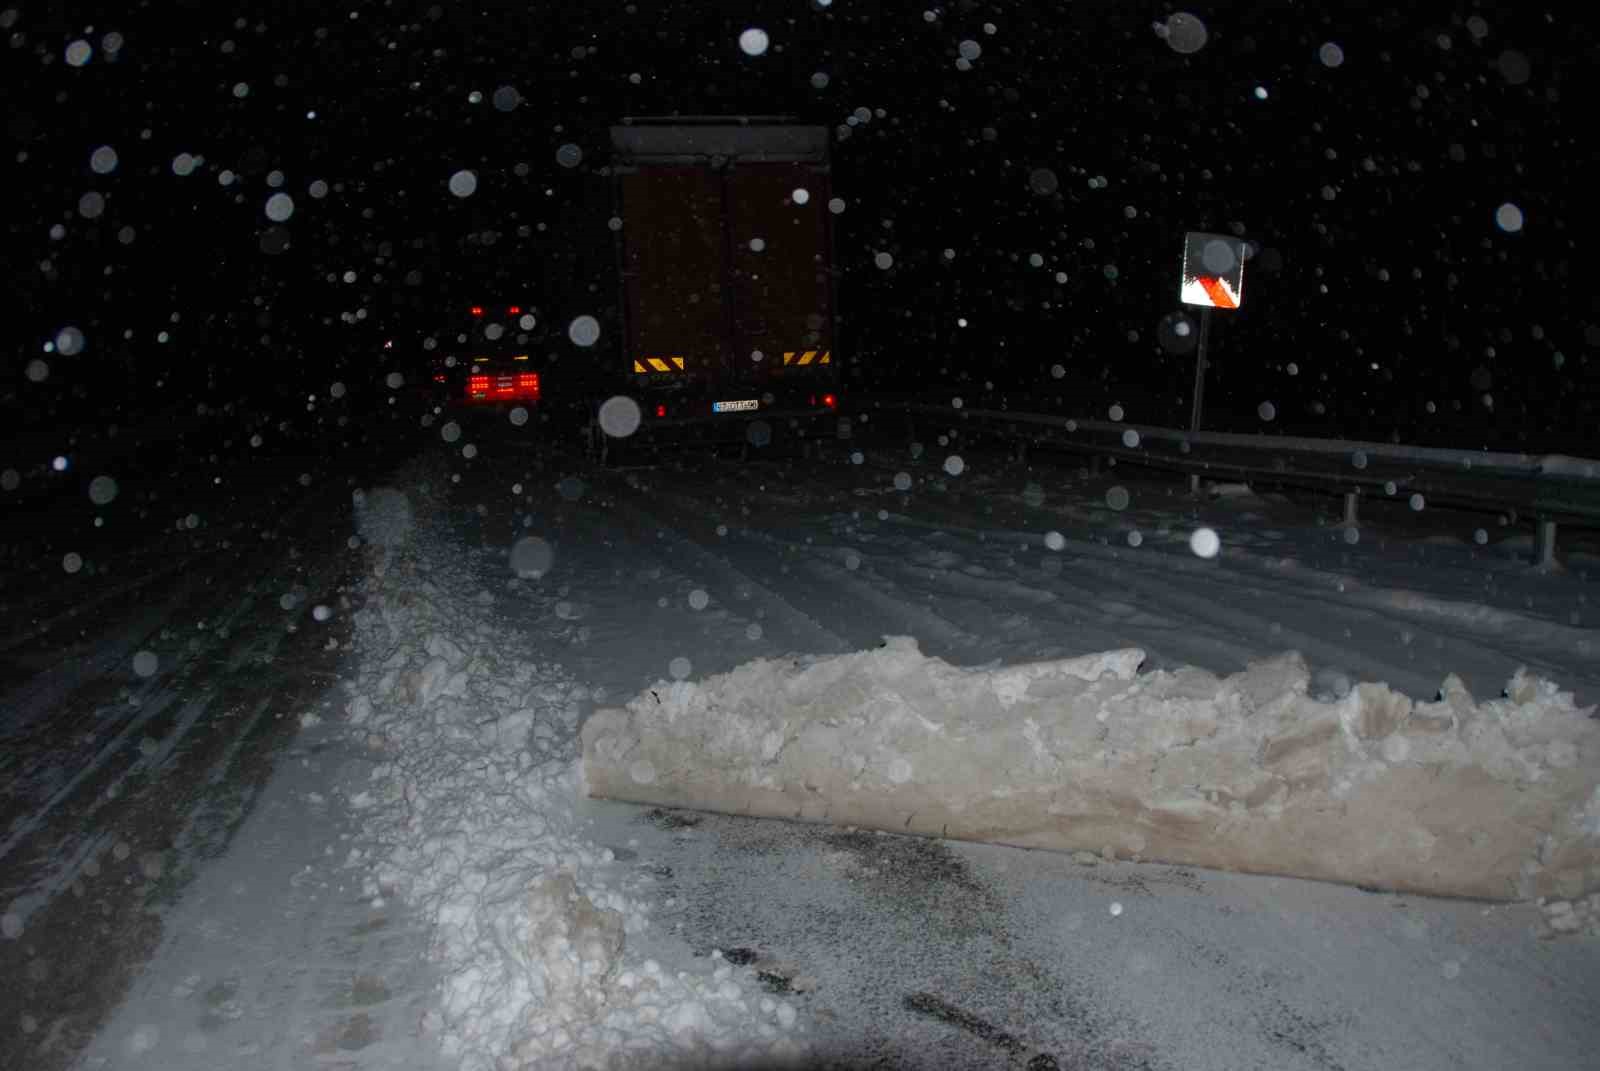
[633,356,687,374]
[1197,276,1239,309]
[781,350,832,367]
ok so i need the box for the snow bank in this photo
[343,461,809,1070]
[353,485,416,578]
[582,636,1600,906]
[354,486,415,549]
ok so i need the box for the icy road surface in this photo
[1,416,1594,1071]
[0,419,433,1071]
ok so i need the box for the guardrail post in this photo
[1536,519,1558,571]
[1343,491,1359,528]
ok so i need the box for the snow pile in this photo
[353,485,416,578]
[353,486,415,549]
[343,463,810,1070]
[1535,783,1600,937]
[1537,891,1600,937]
[583,637,1600,906]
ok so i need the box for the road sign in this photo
[1176,232,1250,474]
[1180,232,1246,309]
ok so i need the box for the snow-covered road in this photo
[0,420,421,1071]
[566,435,1595,708]
[5,415,1596,1070]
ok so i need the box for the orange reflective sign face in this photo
[1180,232,1245,309]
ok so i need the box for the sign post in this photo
[1178,231,1247,493]
[1188,306,1212,434]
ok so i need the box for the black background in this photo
[4,0,1596,451]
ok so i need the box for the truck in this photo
[600,117,841,460]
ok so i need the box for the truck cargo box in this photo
[606,118,840,452]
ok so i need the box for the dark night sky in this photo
[3,0,1597,452]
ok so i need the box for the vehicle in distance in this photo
[430,303,544,409]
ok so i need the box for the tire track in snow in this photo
[755,495,1268,672]
[1194,522,1598,691]
[591,458,1219,670]
[0,570,209,743]
[0,688,187,867]
[891,496,1445,693]
[0,542,224,658]
[0,690,226,954]
[581,451,1590,705]
[1328,585,1598,702]
[593,476,852,659]
[0,452,391,1071]
[1063,529,1588,703]
[592,464,1013,660]
[0,470,344,872]
[1092,555,1446,698]
[2,572,297,880]
[798,555,983,654]
[891,492,1568,703]
[77,721,448,1071]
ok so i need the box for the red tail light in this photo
[823,393,837,408]
[655,403,668,418]
[508,305,521,315]
[465,371,540,402]
[470,305,484,316]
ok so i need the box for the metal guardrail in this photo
[869,398,1600,567]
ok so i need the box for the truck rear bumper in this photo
[641,405,836,432]
[598,407,844,464]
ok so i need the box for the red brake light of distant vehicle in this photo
[470,306,484,316]
[655,403,668,418]
[823,393,837,408]
[465,371,540,403]
[508,305,521,315]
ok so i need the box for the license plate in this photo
[712,398,760,413]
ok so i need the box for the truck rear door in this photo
[617,168,724,392]
[726,163,834,393]
[612,121,836,420]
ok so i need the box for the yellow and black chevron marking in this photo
[781,349,832,367]
[632,355,687,374]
